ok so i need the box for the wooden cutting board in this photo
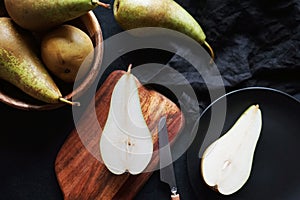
[55,70,184,200]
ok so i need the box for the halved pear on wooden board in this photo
[201,104,262,195]
[55,69,184,199]
[100,66,153,175]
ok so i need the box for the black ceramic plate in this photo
[187,87,300,200]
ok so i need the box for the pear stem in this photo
[59,97,80,106]
[203,41,215,64]
[92,0,111,9]
[127,64,132,74]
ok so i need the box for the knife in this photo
[158,116,180,200]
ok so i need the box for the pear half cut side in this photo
[100,70,153,175]
[201,104,262,195]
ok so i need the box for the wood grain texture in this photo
[55,70,185,200]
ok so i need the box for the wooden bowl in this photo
[0,11,103,111]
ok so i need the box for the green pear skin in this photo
[0,17,63,104]
[4,0,99,31]
[113,0,206,44]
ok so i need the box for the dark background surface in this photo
[1,0,299,199]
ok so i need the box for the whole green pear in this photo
[113,0,214,58]
[4,0,110,31]
[0,17,76,105]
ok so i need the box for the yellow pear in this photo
[41,25,94,83]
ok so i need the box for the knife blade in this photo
[158,116,180,200]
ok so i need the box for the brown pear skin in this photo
[113,0,214,58]
[4,0,110,32]
[0,17,74,105]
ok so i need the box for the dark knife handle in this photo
[171,194,180,200]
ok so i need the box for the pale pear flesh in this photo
[201,105,262,195]
[100,71,153,175]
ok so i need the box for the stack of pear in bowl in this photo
[0,0,108,110]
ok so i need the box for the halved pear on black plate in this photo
[201,104,262,195]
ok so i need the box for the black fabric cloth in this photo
[172,0,300,95]
[0,0,299,199]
